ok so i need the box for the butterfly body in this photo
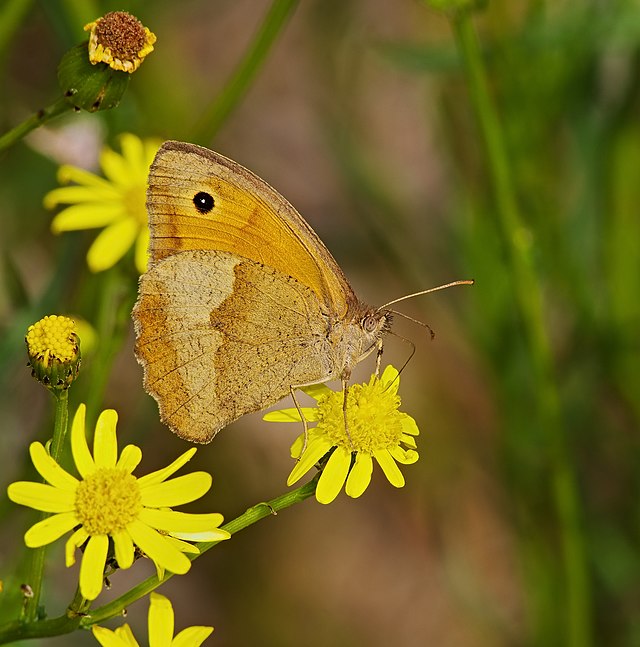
[133,141,390,443]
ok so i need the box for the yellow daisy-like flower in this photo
[92,592,213,647]
[44,133,159,274]
[85,12,156,73]
[7,404,230,601]
[264,365,420,505]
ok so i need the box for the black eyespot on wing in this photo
[193,192,215,214]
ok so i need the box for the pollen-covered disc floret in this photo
[85,11,156,73]
[7,404,230,601]
[264,365,420,504]
[25,315,80,390]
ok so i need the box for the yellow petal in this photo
[400,414,419,436]
[113,624,140,646]
[389,445,419,465]
[263,407,317,423]
[71,404,95,477]
[93,409,118,468]
[117,445,142,473]
[316,447,351,504]
[92,625,130,647]
[113,529,135,569]
[286,437,333,486]
[80,534,109,600]
[137,448,197,487]
[29,442,78,490]
[24,511,78,547]
[45,183,118,209]
[165,535,200,554]
[345,452,373,498]
[8,482,75,513]
[139,508,224,534]
[134,228,149,274]
[119,134,148,181]
[100,147,131,186]
[51,202,123,232]
[148,592,174,646]
[66,527,89,566]
[87,218,138,272]
[126,520,191,575]
[56,164,117,190]
[374,449,405,488]
[172,626,214,647]
[300,383,332,400]
[140,472,211,508]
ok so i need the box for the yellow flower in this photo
[25,315,81,390]
[44,133,159,274]
[92,592,213,647]
[85,12,156,73]
[264,365,420,504]
[7,404,230,601]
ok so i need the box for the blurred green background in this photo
[1,0,639,645]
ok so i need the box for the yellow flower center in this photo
[25,315,78,365]
[124,184,147,225]
[75,468,142,535]
[316,377,404,453]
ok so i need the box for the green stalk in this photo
[451,11,591,647]
[0,96,72,151]
[0,477,318,643]
[191,0,299,143]
[22,388,69,623]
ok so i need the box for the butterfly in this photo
[133,141,470,443]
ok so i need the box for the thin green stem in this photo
[190,0,299,143]
[0,96,73,151]
[451,11,591,647]
[0,477,318,643]
[22,388,69,623]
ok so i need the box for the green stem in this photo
[451,11,591,647]
[191,0,299,143]
[0,96,73,151]
[0,477,318,643]
[22,388,69,623]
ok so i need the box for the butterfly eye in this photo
[362,314,379,333]
[193,191,215,214]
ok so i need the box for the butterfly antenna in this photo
[388,309,435,340]
[377,279,474,312]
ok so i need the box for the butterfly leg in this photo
[374,337,384,377]
[289,386,309,458]
[341,377,355,450]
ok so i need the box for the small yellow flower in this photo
[44,133,159,274]
[264,365,420,504]
[25,315,80,390]
[85,12,156,73]
[92,592,213,647]
[7,404,230,601]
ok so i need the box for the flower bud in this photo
[26,315,81,390]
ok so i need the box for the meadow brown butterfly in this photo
[133,141,468,443]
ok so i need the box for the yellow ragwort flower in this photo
[92,592,213,647]
[44,133,159,274]
[7,404,230,601]
[264,365,420,504]
[85,11,156,73]
[25,315,80,390]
